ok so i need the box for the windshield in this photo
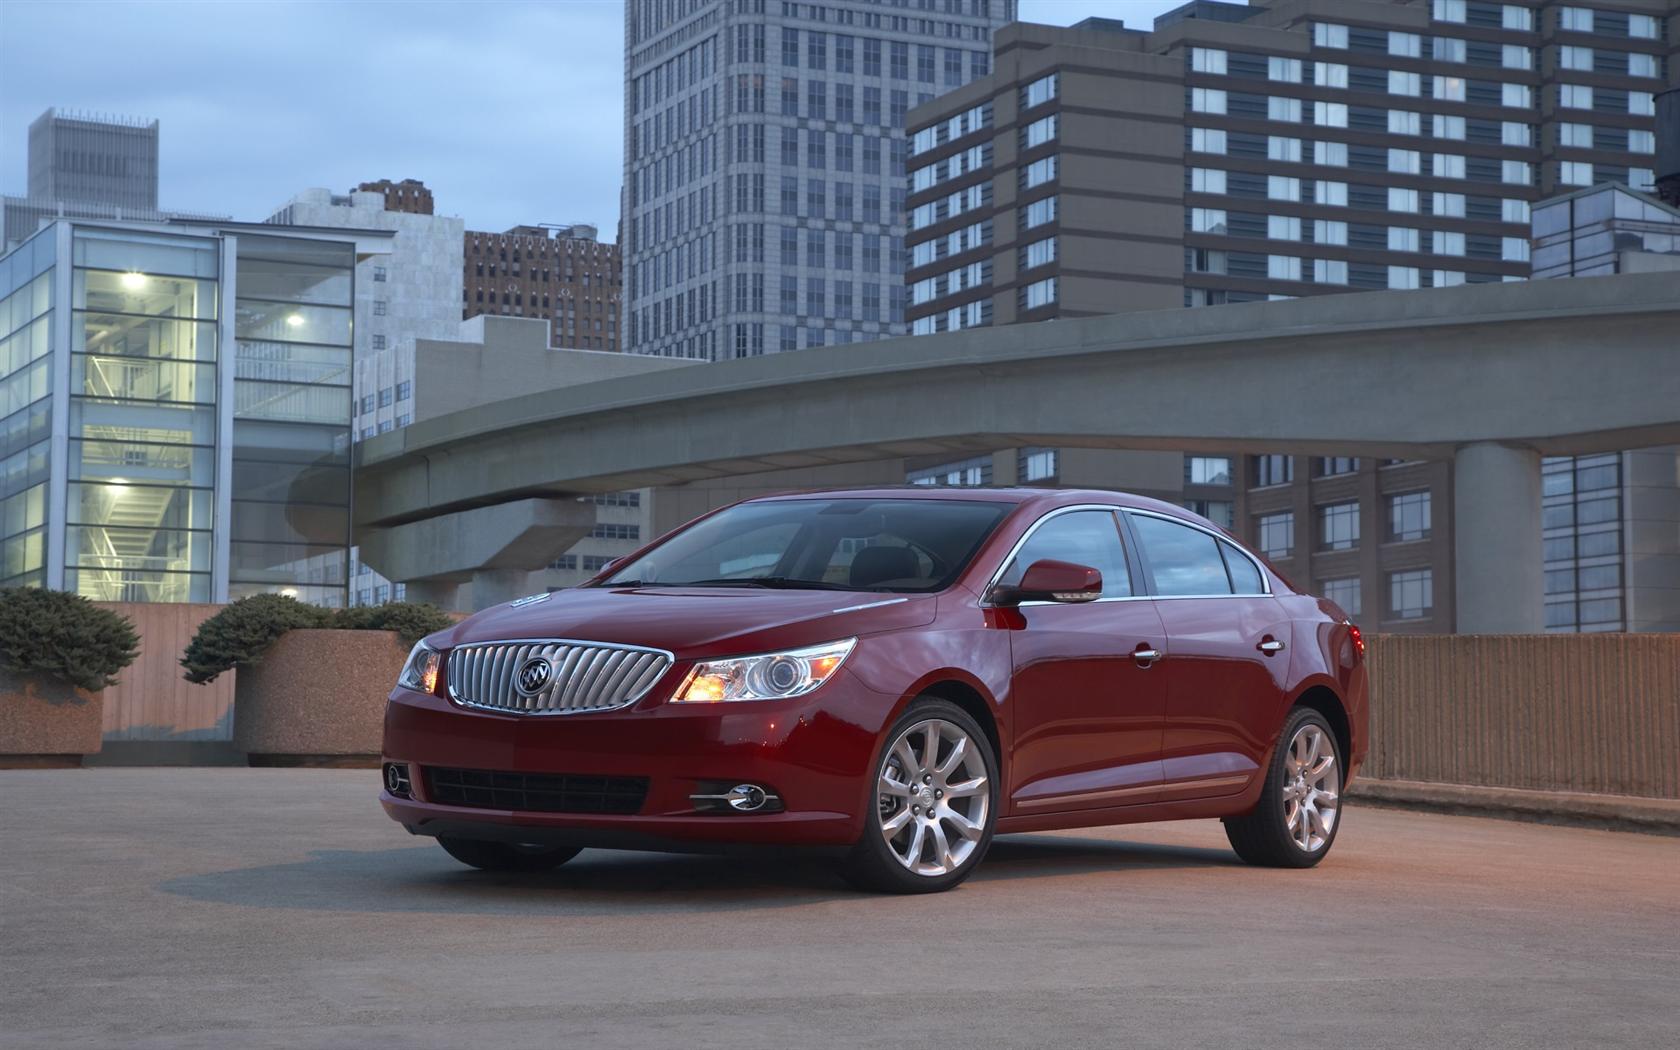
[598,498,1014,593]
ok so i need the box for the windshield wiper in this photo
[679,577,861,591]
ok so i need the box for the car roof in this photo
[742,485,1211,521]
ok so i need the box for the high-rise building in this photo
[905,1,1675,331]
[3,109,222,251]
[1531,182,1680,631]
[266,183,464,441]
[463,224,621,352]
[0,218,386,606]
[621,0,1017,360]
[896,0,1677,634]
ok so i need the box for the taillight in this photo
[1347,622,1365,658]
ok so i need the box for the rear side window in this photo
[1221,540,1266,595]
[1000,509,1132,597]
[1129,514,1232,597]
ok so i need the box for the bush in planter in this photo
[182,595,453,685]
[0,587,140,693]
[332,601,453,647]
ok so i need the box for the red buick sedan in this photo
[380,488,1367,893]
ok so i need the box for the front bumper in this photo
[380,669,893,851]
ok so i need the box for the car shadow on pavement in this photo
[156,834,1239,914]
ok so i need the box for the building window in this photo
[371,334,386,350]
[1629,14,1659,39]
[1185,456,1232,486]
[1022,197,1057,229]
[1502,83,1531,110]
[1502,5,1533,31]
[1388,187,1420,213]
[1253,455,1293,488]
[1314,219,1348,245]
[1319,502,1359,551]
[372,300,388,316]
[1019,447,1058,482]
[1267,255,1302,280]
[1313,259,1348,285]
[1191,127,1227,154]
[1315,180,1348,207]
[1502,45,1531,70]
[1022,277,1057,309]
[395,380,411,401]
[1433,76,1466,102]
[1267,215,1301,241]
[1433,0,1466,22]
[1389,70,1421,96]
[1317,457,1359,477]
[1024,156,1058,188]
[1389,109,1421,135]
[1193,167,1228,193]
[1315,61,1348,88]
[1184,500,1234,528]
[1434,230,1466,256]
[1560,84,1593,110]
[1270,96,1303,122]
[1191,208,1228,235]
[1256,512,1295,559]
[1388,148,1421,175]
[1432,37,1466,63]
[1388,32,1421,58]
[1560,161,1593,186]
[1558,6,1592,33]
[1322,577,1362,616]
[1389,569,1433,620]
[1268,56,1302,82]
[1192,47,1227,74]
[1023,73,1057,108]
[1388,491,1431,542]
[1022,237,1057,270]
[1388,266,1420,290]
[1313,23,1348,49]
[1267,176,1301,202]
[1315,141,1347,167]
[1192,88,1227,114]
[372,266,387,282]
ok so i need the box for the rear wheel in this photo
[437,837,581,873]
[1223,708,1343,868]
[840,699,998,894]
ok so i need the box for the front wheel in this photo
[840,699,999,894]
[437,837,581,873]
[1223,708,1344,868]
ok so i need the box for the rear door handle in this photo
[1132,646,1163,667]
[1257,639,1286,654]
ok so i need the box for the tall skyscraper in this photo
[27,108,159,213]
[622,0,1017,360]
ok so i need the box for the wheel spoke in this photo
[878,775,910,798]
[928,820,953,870]
[935,735,968,778]
[1308,755,1336,785]
[942,807,982,840]
[922,721,943,772]
[944,775,987,798]
[904,821,927,866]
[881,807,912,835]
[892,739,919,781]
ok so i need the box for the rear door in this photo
[1000,508,1168,815]
[1124,511,1294,803]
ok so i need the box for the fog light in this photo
[383,762,412,798]
[689,781,783,814]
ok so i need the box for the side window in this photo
[1220,539,1266,594]
[1129,514,1233,596]
[1000,510,1132,597]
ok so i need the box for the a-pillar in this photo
[1452,442,1543,633]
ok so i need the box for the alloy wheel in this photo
[876,718,990,877]
[1282,723,1339,852]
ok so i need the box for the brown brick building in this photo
[463,224,622,351]
[354,178,436,215]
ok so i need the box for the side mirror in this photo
[991,559,1103,606]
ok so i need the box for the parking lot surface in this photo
[2,768,1676,1048]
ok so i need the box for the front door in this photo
[1001,508,1169,814]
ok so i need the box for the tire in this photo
[437,836,582,873]
[1224,707,1344,869]
[840,698,999,894]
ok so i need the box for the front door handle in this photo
[1132,646,1163,667]
[1257,638,1286,655]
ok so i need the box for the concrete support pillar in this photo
[1453,442,1543,634]
[466,570,534,613]
[403,579,459,610]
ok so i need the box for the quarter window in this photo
[1001,510,1132,598]
[1130,514,1233,597]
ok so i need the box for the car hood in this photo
[437,586,938,660]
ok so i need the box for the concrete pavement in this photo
[2,768,1676,1048]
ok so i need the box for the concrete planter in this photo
[233,629,407,767]
[0,669,104,768]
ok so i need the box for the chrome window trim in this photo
[979,503,1273,606]
[1125,507,1273,598]
[445,637,676,717]
[980,503,1133,606]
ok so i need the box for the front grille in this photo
[426,767,649,815]
[446,639,672,715]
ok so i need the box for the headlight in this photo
[397,642,441,695]
[673,638,856,703]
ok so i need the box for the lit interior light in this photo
[285,314,305,327]
[120,272,147,290]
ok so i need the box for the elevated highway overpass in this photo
[352,272,1680,630]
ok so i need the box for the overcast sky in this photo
[1,0,1223,236]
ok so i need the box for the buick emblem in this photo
[514,656,554,696]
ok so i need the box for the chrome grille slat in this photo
[446,638,674,716]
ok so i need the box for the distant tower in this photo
[26,108,159,212]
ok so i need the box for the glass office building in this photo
[0,218,386,606]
